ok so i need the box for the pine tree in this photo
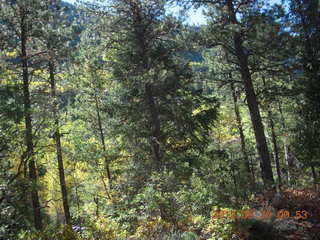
[100,0,218,170]
[187,0,275,187]
[0,0,51,230]
[43,0,76,225]
[290,0,320,187]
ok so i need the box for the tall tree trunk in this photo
[278,102,293,183]
[21,11,42,231]
[262,77,282,187]
[311,165,317,190]
[226,0,274,187]
[93,93,112,189]
[249,155,256,184]
[49,61,71,224]
[230,79,254,187]
[94,197,100,218]
[267,110,282,187]
[74,181,82,231]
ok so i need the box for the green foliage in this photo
[0,178,33,240]
[18,225,80,240]
[205,207,236,240]
[0,84,23,123]
[0,0,319,239]
[290,0,320,175]
[177,173,218,216]
[181,231,198,240]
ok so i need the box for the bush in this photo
[18,225,80,240]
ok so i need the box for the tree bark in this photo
[267,110,282,187]
[94,197,100,218]
[230,79,254,186]
[21,10,42,231]
[261,77,282,187]
[311,165,317,190]
[226,0,274,187]
[93,93,112,189]
[278,102,293,183]
[49,61,71,224]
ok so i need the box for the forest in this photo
[0,0,319,239]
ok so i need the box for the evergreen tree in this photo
[290,0,320,187]
[184,0,295,187]
[101,0,218,170]
[0,0,50,230]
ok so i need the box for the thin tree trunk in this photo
[21,11,42,231]
[249,155,256,184]
[226,0,274,187]
[278,102,293,183]
[94,197,99,218]
[231,166,238,197]
[93,93,112,189]
[230,79,254,187]
[49,61,71,224]
[311,165,317,190]
[283,141,290,183]
[74,181,82,231]
[262,77,282,187]
[267,110,282,187]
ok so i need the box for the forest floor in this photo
[252,188,320,240]
[191,188,320,240]
[227,188,320,240]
